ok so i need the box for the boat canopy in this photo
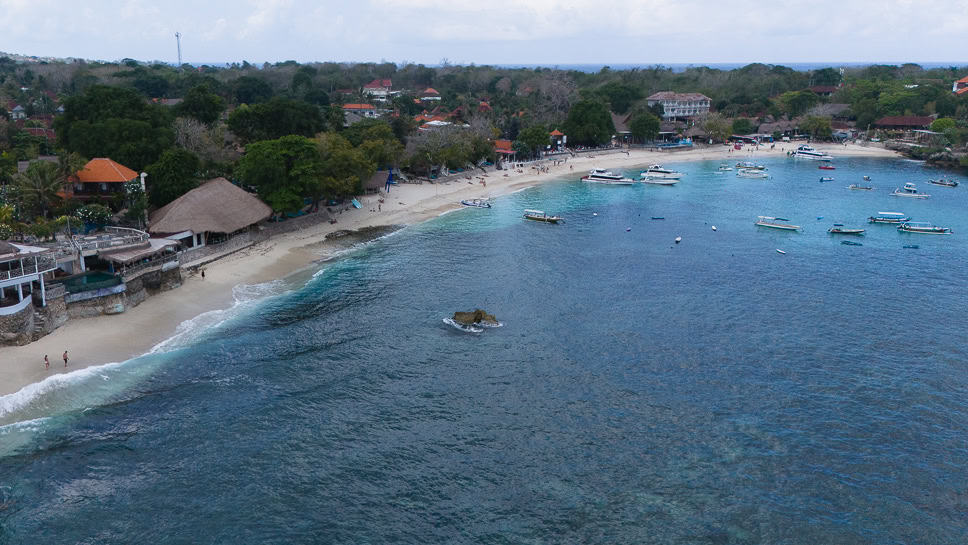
[876,212,906,216]
[523,209,545,215]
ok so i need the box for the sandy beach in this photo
[0,142,898,398]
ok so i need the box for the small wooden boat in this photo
[928,178,959,187]
[897,222,952,235]
[737,169,769,179]
[869,212,909,224]
[756,216,801,231]
[819,176,834,182]
[848,184,874,190]
[828,224,866,235]
[819,164,836,170]
[523,209,562,223]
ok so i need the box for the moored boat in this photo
[718,163,733,171]
[868,211,909,223]
[818,164,836,170]
[792,144,834,160]
[523,209,562,223]
[735,161,766,170]
[581,168,634,184]
[827,224,865,235]
[819,176,834,182]
[848,184,874,190]
[460,198,491,208]
[639,177,679,185]
[737,168,769,179]
[928,178,959,187]
[755,216,801,230]
[641,164,684,179]
[897,222,952,234]
[891,182,930,198]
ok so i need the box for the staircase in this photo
[31,309,47,340]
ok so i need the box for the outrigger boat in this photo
[897,222,952,235]
[892,182,930,198]
[819,176,834,182]
[736,161,766,170]
[828,224,866,235]
[928,178,959,187]
[755,216,801,231]
[737,169,769,179]
[460,198,491,208]
[848,184,874,190]
[868,211,909,224]
[523,209,562,223]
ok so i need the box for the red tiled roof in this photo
[549,129,564,136]
[71,158,138,183]
[342,103,376,110]
[956,87,968,95]
[363,78,392,89]
[494,139,512,152]
[807,86,838,94]
[873,115,934,128]
[956,76,968,84]
[421,87,440,96]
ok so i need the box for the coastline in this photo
[0,142,898,399]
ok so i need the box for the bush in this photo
[76,204,112,227]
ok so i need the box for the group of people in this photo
[43,351,68,369]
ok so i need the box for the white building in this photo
[646,92,711,119]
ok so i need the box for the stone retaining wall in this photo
[0,302,33,346]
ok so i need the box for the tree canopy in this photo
[145,148,201,208]
[227,97,326,143]
[562,100,615,146]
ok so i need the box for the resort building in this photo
[646,92,711,120]
[873,116,934,130]
[61,158,140,202]
[420,88,441,102]
[149,177,272,250]
[953,76,968,95]
[0,241,63,345]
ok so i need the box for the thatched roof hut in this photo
[149,177,272,236]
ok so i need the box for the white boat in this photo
[868,212,909,224]
[523,209,562,223]
[735,161,766,170]
[891,182,930,199]
[718,164,733,171]
[755,216,801,230]
[897,222,952,235]
[640,164,684,179]
[639,177,679,185]
[460,198,491,208]
[791,144,834,160]
[581,168,634,184]
[737,168,769,179]
[847,184,874,190]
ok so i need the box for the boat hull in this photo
[581,176,634,185]
[639,178,679,185]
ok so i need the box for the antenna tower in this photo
[175,32,182,67]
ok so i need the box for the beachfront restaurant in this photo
[149,177,272,249]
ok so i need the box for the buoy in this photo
[711,225,717,231]
[593,212,598,216]
[675,236,682,244]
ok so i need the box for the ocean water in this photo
[1,156,967,544]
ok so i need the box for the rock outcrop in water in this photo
[452,309,499,327]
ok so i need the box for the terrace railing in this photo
[0,253,58,282]
[120,254,180,281]
[73,227,150,253]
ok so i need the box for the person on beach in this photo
[63,350,69,367]
[44,355,49,369]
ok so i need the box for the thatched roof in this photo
[149,177,272,235]
[364,170,391,191]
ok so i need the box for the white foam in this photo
[511,185,534,194]
[0,360,124,420]
[438,208,461,217]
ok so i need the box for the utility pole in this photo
[175,32,182,67]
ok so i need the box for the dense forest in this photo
[1,55,967,236]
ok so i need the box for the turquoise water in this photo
[1,156,967,543]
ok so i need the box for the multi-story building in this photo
[646,92,711,119]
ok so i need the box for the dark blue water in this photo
[1,157,967,544]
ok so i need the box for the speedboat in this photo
[848,184,874,190]
[581,168,634,184]
[868,211,909,224]
[718,164,733,171]
[928,178,959,187]
[523,209,562,223]
[819,176,834,182]
[891,182,930,199]
[640,164,684,179]
[897,222,952,235]
[639,177,679,185]
[737,168,769,179]
[755,216,801,230]
[792,144,834,160]
[828,224,865,235]
[460,198,491,208]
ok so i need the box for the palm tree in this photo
[12,161,63,219]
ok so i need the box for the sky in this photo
[1,0,966,66]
